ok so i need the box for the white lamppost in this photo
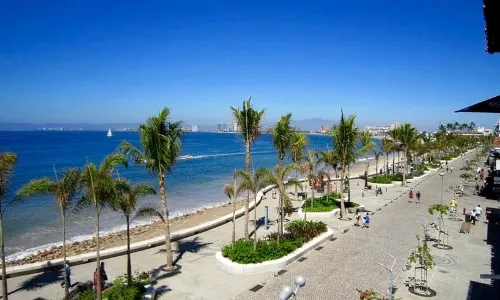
[279,276,306,300]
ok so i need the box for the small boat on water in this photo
[107,129,112,137]
[179,154,193,159]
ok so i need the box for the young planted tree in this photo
[230,97,265,240]
[271,113,294,167]
[359,130,375,188]
[301,150,318,206]
[0,152,18,300]
[235,169,266,249]
[317,150,338,193]
[396,123,417,186]
[289,130,308,199]
[223,178,244,245]
[111,180,156,284]
[260,164,301,244]
[77,154,127,300]
[15,167,81,299]
[121,107,182,270]
[428,204,450,248]
[331,111,360,219]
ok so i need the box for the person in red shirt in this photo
[408,190,414,203]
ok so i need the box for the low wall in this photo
[215,228,334,275]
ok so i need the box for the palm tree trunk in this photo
[392,154,395,174]
[62,212,69,299]
[159,176,174,270]
[232,199,236,245]
[244,143,250,240]
[0,217,8,300]
[277,194,281,245]
[386,154,389,174]
[126,217,132,285]
[339,166,347,219]
[402,150,407,186]
[253,192,258,250]
[365,157,369,188]
[95,213,102,300]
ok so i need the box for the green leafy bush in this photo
[460,173,473,179]
[221,236,302,264]
[221,220,327,264]
[461,165,472,171]
[102,276,146,300]
[368,175,393,184]
[76,290,96,300]
[286,220,327,243]
[302,194,338,212]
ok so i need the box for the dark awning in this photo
[455,95,500,113]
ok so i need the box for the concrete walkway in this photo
[236,150,497,300]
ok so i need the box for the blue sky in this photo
[1,1,499,131]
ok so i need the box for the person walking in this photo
[450,166,453,174]
[450,198,458,214]
[408,190,414,203]
[354,209,361,226]
[362,213,371,228]
[416,191,421,203]
[475,204,483,220]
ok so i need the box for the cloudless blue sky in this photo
[1,0,500,130]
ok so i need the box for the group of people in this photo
[450,197,483,225]
[60,261,108,292]
[354,209,371,228]
[408,190,421,203]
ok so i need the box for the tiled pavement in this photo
[236,150,497,300]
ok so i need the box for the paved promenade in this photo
[236,149,498,300]
[8,150,497,300]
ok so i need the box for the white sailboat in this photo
[107,128,112,137]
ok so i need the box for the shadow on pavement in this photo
[5,269,63,297]
[468,208,500,299]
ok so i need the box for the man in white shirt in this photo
[475,205,482,218]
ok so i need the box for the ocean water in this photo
[0,131,350,260]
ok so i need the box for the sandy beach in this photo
[8,153,399,267]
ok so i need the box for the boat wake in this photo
[178,151,274,160]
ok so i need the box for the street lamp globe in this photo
[295,276,306,287]
[279,286,293,300]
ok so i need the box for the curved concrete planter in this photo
[392,181,403,185]
[6,185,278,278]
[215,228,334,275]
[297,207,340,218]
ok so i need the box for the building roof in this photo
[484,0,500,54]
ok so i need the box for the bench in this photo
[460,222,471,234]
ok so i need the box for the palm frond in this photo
[0,152,18,203]
[120,141,147,166]
[15,178,55,200]
[132,183,156,198]
[134,206,164,222]
[73,195,92,214]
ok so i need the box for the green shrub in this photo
[286,220,327,243]
[302,194,338,212]
[102,276,146,300]
[461,165,472,171]
[460,173,473,179]
[76,290,96,300]
[221,236,302,264]
[368,175,393,184]
[221,220,327,264]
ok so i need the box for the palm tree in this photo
[260,164,301,243]
[301,150,318,204]
[120,107,182,270]
[15,167,81,299]
[230,97,265,240]
[396,123,417,186]
[0,152,18,300]
[111,180,156,284]
[77,153,127,300]
[317,150,338,193]
[331,111,360,219]
[453,121,460,131]
[223,179,244,245]
[271,113,294,167]
[469,122,476,131]
[381,138,394,174]
[359,131,375,187]
[289,130,308,198]
[235,169,266,249]
[373,150,383,176]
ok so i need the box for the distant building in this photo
[191,125,199,132]
[320,125,328,134]
[232,121,240,132]
[216,124,222,131]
